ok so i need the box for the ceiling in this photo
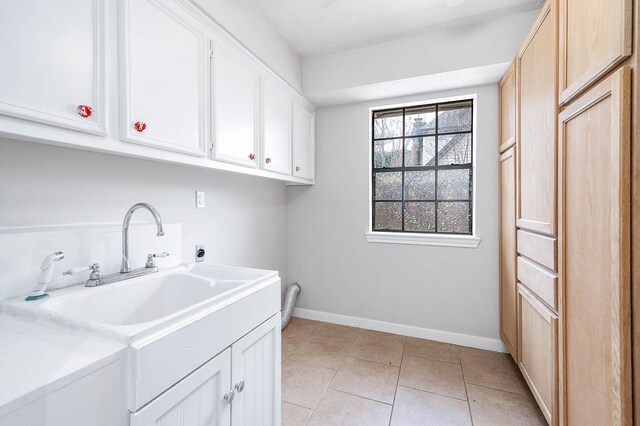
[250,0,544,57]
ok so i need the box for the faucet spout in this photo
[121,203,164,273]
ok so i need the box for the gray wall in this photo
[286,84,500,340]
[0,138,288,286]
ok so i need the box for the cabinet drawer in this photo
[517,256,557,311]
[517,230,557,271]
[518,284,557,425]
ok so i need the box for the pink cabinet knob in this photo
[296,166,300,172]
[77,105,93,118]
[248,153,255,160]
[265,157,272,164]
[134,121,147,132]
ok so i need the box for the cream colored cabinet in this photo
[212,42,260,167]
[517,0,557,237]
[499,146,518,360]
[292,102,315,181]
[558,0,632,104]
[231,313,281,425]
[518,284,557,425]
[120,0,209,156]
[131,349,232,426]
[499,61,517,153]
[557,67,632,425]
[260,79,292,175]
[0,0,106,136]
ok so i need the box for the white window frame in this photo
[365,93,481,248]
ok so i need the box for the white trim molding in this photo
[365,231,481,248]
[293,307,507,353]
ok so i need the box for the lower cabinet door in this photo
[518,284,557,425]
[231,313,281,426]
[131,348,231,426]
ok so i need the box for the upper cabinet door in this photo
[499,61,517,153]
[260,79,292,175]
[558,0,632,104]
[0,0,106,135]
[120,0,208,156]
[292,102,315,181]
[517,0,557,237]
[212,42,259,167]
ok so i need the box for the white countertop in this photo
[0,314,126,419]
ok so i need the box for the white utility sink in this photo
[1,263,278,345]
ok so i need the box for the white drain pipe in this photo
[281,283,301,330]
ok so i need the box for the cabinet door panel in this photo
[292,102,314,180]
[212,43,259,167]
[517,1,557,236]
[121,0,207,156]
[518,284,557,424]
[232,313,281,426]
[499,147,518,360]
[499,61,517,153]
[558,67,631,425]
[0,0,106,135]
[261,80,292,175]
[559,0,632,104]
[131,348,231,426]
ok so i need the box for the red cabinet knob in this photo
[134,121,147,132]
[265,157,272,164]
[248,153,255,160]
[296,166,300,172]
[77,105,93,118]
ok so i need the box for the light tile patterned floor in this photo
[281,317,546,426]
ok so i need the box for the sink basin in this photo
[1,263,279,344]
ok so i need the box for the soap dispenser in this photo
[25,251,65,301]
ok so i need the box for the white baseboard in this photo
[292,307,508,353]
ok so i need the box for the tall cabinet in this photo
[498,0,635,424]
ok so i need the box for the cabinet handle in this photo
[77,105,93,118]
[265,157,272,164]
[224,389,235,403]
[296,166,300,172]
[134,121,147,132]
[235,380,245,393]
[248,153,255,160]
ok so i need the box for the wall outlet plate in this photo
[195,191,205,208]
[195,244,205,263]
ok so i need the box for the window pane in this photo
[438,101,472,133]
[437,202,470,233]
[404,170,435,200]
[374,202,402,230]
[405,105,436,136]
[404,202,435,232]
[437,133,471,165]
[375,172,402,200]
[374,109,403,139]
[437,169,470,200]
[374,139,402,168]
[404,136,435,167]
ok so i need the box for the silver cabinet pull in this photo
[224,389,235,403]
[235,380,245,392]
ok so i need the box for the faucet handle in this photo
[145,252,170,268]
[63,263,102,279]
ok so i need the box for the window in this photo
[371,99,474,236]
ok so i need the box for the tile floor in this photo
[281,317,546,426]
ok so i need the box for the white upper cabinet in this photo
[0,0,106,135]
[120,0,208,156]
[260,79,292,175]
[212,42,260,167]
[292,102,315,181]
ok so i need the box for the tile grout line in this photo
[388,337,406,426]
[459,347,475,426]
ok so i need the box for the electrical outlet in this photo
[195,190,205,208]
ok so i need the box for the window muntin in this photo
[372,100,473,235]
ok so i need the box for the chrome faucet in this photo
[121,203,164,273]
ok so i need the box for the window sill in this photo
[364,232,481,248]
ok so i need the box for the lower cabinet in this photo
[131,313,281,426]
[518,284,557,425]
